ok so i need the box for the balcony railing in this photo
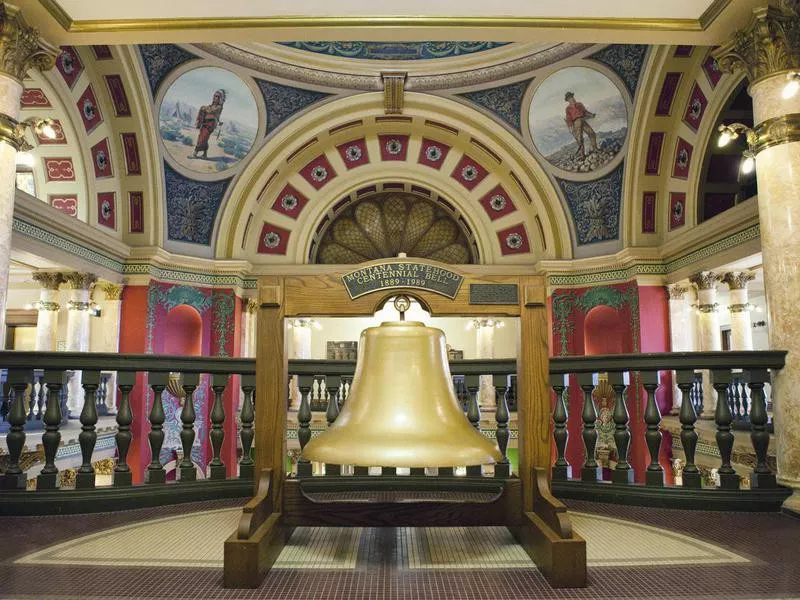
[0,350,790,514]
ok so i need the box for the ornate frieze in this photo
[714,4,800,84]
[722,271,756,290]
[63,272,98,291]
[0,3,57,82]
[32,271,63,290]
[689,271,722,290]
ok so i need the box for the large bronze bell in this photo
[301,319,502,468]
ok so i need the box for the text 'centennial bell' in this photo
[301,320,502,468]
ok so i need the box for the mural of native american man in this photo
[193,89,226,159]
[564,91,598,161]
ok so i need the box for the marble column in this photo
[667,284,695,414]
[0,5,57,347]
[99,282,123,412]
[241,298,257,358]
[723,272,755,351]
[689,272,722,417]
[474,319,498,410]
[31,271,63,351]
[716,3,800,512]
[63,272,97,416]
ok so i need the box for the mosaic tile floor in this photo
[0,498,799,599]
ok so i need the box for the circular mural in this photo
[528,66,628,175]
[159,67,258,175]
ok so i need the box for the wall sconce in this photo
[717,123,758,175]
[783,72,800,100]
[1,116,57,166]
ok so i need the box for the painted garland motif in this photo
[461,165,478,181]
[345,145,362,162]
[263,231,281,248]
[310,166,328,182]
[280,194,299,211]
[490,194,507,211]
[505,232,523,249]
[385,139,403,155]
[426,145,443,162]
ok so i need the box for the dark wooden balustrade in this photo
[0,349,791,513]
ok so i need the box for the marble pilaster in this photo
[689,272,722,417]
[63,272,97,415]
[715,2,800,512]
[723,272,756,351]
[289,318,313,411]
[474,319,498,410]
[667,284,695,414]
[98,282,123,412]
[31,271,63,351]
[0,4,57,347]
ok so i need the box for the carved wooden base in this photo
[179,466,196,482]
[682,471,702,488]
[145,469,166,484]
[751,472,777,488]
[552,465,571,481]
[239,464,255,480]
[0,472,26,490]
[720,472,740,490]
[36,472,59,490]
[612,469,634,485]
[645,470,665,487]
[75,471,95,489]
[209,464,227,480]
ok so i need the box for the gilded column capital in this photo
[245,297,259,314]
[713,4,800,85]
[689,271,723,290]
[722,271,756,290]
[667,284,689,300]
[63,272,98,291]
[32,271,64,290]
[98,282,124,300]
[0,3,58,82]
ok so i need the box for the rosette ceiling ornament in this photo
[312,192,477,264]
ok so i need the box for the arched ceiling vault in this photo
[217,92,572,264]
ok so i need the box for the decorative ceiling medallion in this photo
[97,192,116,230]
[478,185,517,220]
[257,223,291,254]
[56,46,83,89]
[497,224,530,255]
[418,139,451,169]
[336,138,369,169]
[450,156,488,190]
[90,138,113,179]
[673,137,693,179]
[314,191,476,264]
[300,155,337,190]
[77,85,103,134]
[378,135,409,161]
[271,184,309,219]
[669,192,686,230]
[682,82,707,132]
[159,66,258,176]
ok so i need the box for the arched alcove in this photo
[584,305,625,355]
[164,304,203,356]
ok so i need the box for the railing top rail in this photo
[0,350,786,376]
[550,350,787,373]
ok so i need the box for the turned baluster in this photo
[26,378,35,422]
[37,370,64,490]
[694,373,705,417]
[178,373,200,482]
[35,372,45,420]
[641,370,664,486]
[748,368,776,488]
[494,373,511,479]
[711,369,738,489]
[465,374,482,477]
[727,380,738,421]
[113,371,136,487]
[326,375,343,477]
[296,375,314,477]
[609,371,633,484]
[550,373,570,481]
[739,374,751,422]
[208,373,229,480]
[239,374,256,480]
[0,381,9,424]
[76,370,101,489]
[579,372,601,482]
[1,370,30,489]
[146,372,168,484]
[676,369,701,488]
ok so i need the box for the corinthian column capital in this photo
[713,4,800,84]
[98,282,124,300]
[32,271,64,290]
[0,3,58,82]
[689,271,723,290]
[667,284,689,300]
[722,271,756,290]
[64,272,98,291]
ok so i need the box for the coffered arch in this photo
[216,91,572,264]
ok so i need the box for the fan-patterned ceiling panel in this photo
[314,191,476,264]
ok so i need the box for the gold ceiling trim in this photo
[40,0,733,33]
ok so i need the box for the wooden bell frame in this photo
[224,259,586,588]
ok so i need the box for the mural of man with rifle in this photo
[564,91,598,161]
